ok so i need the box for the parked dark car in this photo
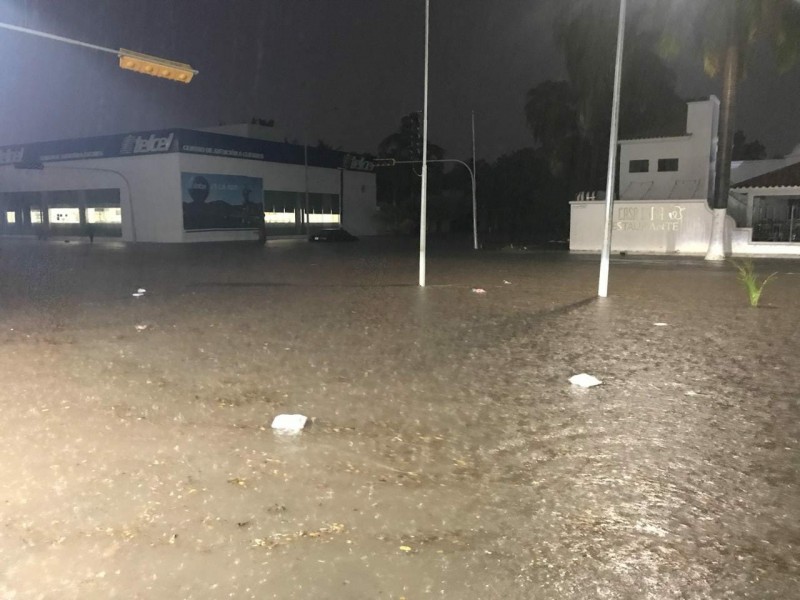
[309,228,359,242]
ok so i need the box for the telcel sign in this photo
[120,133,175,155]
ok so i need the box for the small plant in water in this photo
[731,259,777,307]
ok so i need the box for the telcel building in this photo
[0,123,378,242]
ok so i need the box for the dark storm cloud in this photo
[0,1,798,160]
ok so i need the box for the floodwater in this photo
[0,236,798,599]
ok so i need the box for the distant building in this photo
[0,125,379,242]
[570,96,800,256]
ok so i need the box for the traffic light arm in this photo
[378,158,479,251]
[0,21,197,83]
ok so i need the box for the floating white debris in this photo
[653,322,668,327]
[569,373,602,388]
[472,288,487,294]
[503,280,512,285]
[132,292,144,298]
[271,414,308,434]
[137,288,146,294]
[684,390,698,397]
[135,324,148,331]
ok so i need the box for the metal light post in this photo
[419,0,430,287]
[597,0,627,298]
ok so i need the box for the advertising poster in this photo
[181,173,263,231]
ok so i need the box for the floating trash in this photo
[472,288,487,294]
[653,322,668,327]
[271,414,308,434]
[569,373,602,388]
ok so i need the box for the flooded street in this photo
[1,237,798,599]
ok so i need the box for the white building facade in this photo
[0,127,379,243]
[570,96,800,257]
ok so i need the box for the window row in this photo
[629,158,679,173]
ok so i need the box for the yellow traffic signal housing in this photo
[118,48,197,83]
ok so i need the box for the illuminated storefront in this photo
[0,127,378,242]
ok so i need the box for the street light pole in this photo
[597,0,627,298]
[419,0,430,287]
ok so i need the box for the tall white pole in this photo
[419,0,430,287]
[598,0,627,298]
[304,143,310,234]
[471,110,478,250]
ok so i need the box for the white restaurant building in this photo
[570,96,800,257]
[0,123,379,242]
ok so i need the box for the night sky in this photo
[1,0,799,161]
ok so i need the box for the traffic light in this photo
[118,48,197,83]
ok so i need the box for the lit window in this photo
[308,213,341,224]
[87,207,122,224]
[5,211,15,224]
[30,208,42,224]
[48,208,80,224]
[658,158,679,172]
[264,211,296,224]
[629,160,649,173]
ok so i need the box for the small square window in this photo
[629,159,649,173]
[658,158,679,172]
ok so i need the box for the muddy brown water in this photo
[1,237,798,599]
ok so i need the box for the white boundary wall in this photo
[570,199,800,257]
[570,199,727,255]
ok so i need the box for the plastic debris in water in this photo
[472,288,487,294]
[569,373,602,388]
[653,322,668,327]
[503,280,512,285]
[135,324,148,331]
[271,414,308,434]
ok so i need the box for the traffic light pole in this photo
[377,158,477,251]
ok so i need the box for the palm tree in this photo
[524,80,581,179]
[527,5,685,194]
[654,0,800,259]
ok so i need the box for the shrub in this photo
[731,259,777,308]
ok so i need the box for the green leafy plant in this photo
[731,259,777,308]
